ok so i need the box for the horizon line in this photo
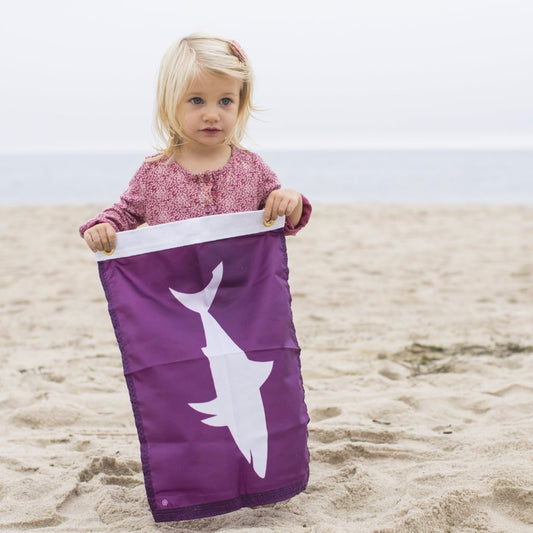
[1,145,533,156]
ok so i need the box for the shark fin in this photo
[200,414,227,427]
[189,398,219,416]
[190,399,228,428]
[249,360,274,388]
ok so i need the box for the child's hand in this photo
[264,188,303,225]
[83,223,116,254]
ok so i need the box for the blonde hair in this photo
[153,33,254,159]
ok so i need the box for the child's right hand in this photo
[83,223,116,254]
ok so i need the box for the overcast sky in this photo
[1,0,532,153]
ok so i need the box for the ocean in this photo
[1,150,532,205]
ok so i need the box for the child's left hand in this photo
[264,188,303,227]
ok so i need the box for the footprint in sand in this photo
[491,480,533,524]
[311,442,364,465]
[311,430,413,466]
[56,457,145,526]
[10,402,79,428]
[78,456,142,487]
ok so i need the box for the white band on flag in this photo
[95,211,285,261]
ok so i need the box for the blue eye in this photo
[189,97,203,105]
[220,97,232,106]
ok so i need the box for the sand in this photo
[1,204,533,533]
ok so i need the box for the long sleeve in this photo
[79,148,312,238]
[79,162,149,237]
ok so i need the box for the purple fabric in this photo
[97,225,309,522]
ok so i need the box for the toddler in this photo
[80,33,311,250]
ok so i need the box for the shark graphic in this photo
[169,262,273,478]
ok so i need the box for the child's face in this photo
[177,72,241,149]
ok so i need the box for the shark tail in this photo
[169,262,223,313]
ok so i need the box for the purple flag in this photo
[95,211,309,522]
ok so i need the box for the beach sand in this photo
[1,204,533,532]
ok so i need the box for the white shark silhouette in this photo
[169,262,273,478]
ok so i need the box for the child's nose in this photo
[202,107,219,122]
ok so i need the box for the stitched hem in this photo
[152,478,309,522]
